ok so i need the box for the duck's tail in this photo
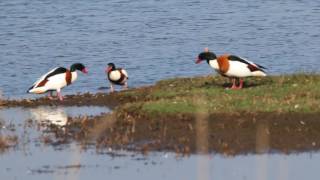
[252,71,267,77]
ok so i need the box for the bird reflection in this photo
[29,106,68,127]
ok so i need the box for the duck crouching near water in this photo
[196,48,267,89]
[106,63,128,92]
[28,63,88,101]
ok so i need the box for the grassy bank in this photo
[117,74,320,115]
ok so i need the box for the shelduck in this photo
[28,63,88,101]
[196,48,267,89]
[106,63,128,92]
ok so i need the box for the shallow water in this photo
[1,144,320,180]
[0,0,320,98]
[0,106,109,146]
[0,106,109,125]
[0,106,319,180]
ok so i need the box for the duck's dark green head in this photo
[196,48,217,64]
[70,63,88,74]
[106,63,116,73]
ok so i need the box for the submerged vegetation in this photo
[0,135,18,153]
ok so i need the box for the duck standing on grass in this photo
[28,63,88,101]
[106,63,128,92]
[196,48,267,89]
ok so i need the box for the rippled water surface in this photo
[0,0,319,98]
[2,149,320,180]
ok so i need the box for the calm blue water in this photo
[0,0,319,98]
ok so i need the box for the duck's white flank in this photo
[28,70,77,94]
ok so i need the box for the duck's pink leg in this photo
[238,79,244,89]
[123,82,128,90]
[230,78,238,89]
[48,91,54,100]
[110,84,115,93]
[57,90,64,101]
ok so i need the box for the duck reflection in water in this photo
[30,107,68,127]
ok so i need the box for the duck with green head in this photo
[28,63,88,101]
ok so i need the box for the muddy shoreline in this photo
[0,92,132,108]
[0,84,155,108]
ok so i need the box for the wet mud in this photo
[0,86,151,108]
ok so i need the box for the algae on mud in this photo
[1,74,320,155]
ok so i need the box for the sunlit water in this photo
[0,0,320,98]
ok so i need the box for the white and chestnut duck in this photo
[196,48,267,89]
[106,63,128,92]
[28,63,88,101]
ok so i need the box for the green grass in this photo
[142,100,197,114]
[117,74,320,115]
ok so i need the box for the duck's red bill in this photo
[105,67,112,73]
[82,68,88,74]
[195,58,202,64]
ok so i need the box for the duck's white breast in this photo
[209,59,219,70]
[109,71,121,81]
[71,71,78,83]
